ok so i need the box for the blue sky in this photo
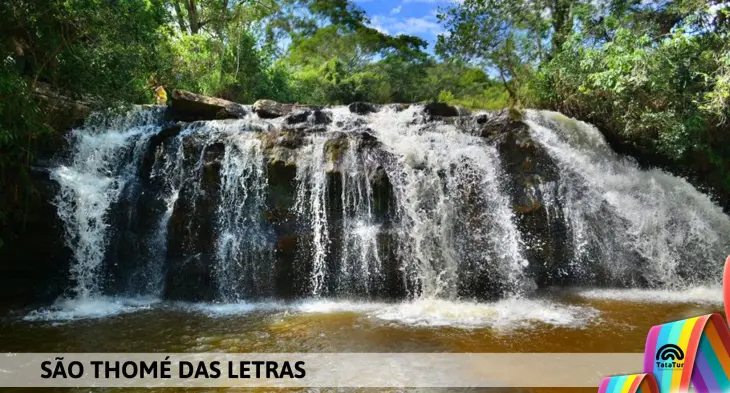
[353,0,460,50]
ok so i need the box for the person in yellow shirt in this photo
[154,86,167,105]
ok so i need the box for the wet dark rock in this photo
[369,166,393,223]
[276,130,305,150]
[0,165,70,309]
[349,102,379,115]
[284,110,310,124]
[474,110,525,138]
[387,103,410,112]
[266,160,301,299]
[164,254,216,301]
[202,143,225,189]
[356,130,380,150]
[324,132,349,167]
[167,89,248,121]
[313,109,332,125]
[480,113,572,288]
[266,160,298,226]
[424,102,468,118]
[163,141,224,301]
[272,235,299,299]
[283,109,332,127]
[378,231,408,299]
[260,130,306,166]
[139,124,183,181]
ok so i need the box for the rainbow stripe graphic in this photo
[598,374,659,393]
[597,256,730,393]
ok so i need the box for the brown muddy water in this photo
[0,287,723,393]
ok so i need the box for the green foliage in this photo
[0,61,53,249]
[0,0,512,249]
[3,0,171,104]
[440,0,730,204]
[0,0,173,249]
[433,0,730,208]
[530,25,729,159]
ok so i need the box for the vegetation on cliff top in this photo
[439,0,730,205]
[2,0,730,248]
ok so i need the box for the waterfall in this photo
[524,110,730,288]
[365,107,529,298]
[214,132,271,301]
[293,135,331,297]
[49,105,730,304]
[51,107,165,298]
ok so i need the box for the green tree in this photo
[0,0,172,249]
[437,0,584,103]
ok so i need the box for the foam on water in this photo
[577,287,723,304]
[182,301,284,316]
[23,296,159,321]
[290,300,384,314]
[178,298,599,330]
[23,296,599,330]
[370,298,599,329]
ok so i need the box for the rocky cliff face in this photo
[6,90,729,308]
[80,92,607,301]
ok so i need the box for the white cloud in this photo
[370,14,444,37]
[390,5,402,15]
[370,15,392,34]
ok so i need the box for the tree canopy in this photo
[0,0,511,249]
[438,0,730,207]
[3,0,730,249]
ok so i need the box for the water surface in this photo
[1,288,722,393]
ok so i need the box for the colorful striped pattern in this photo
[597,256,730,393]
[598,374,659,393]
[642,314,730,393]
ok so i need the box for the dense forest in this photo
[1,0,730,250]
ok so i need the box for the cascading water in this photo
[48,104,730,311]
[293,135,331,297]
[214,130,271,301]
[524,110,730,288]
[365,107,530,298]
[51,107,165,299]
[336,136,384,296]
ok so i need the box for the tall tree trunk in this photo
[172,0,189,34]
[498,68,518,106]
[186,0,200,34]
[550,0,573,55]
[217,0,230,94]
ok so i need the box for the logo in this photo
[655,344,685,369]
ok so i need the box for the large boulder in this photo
[253,99,296,119]
[167,89,248,121]
[282,108,332,132]
[348,102,379,115]
[423,102,470,118]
